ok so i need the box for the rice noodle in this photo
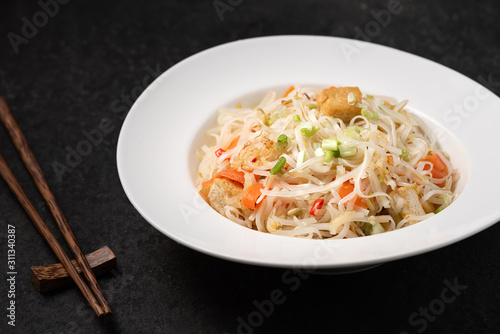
[196,86,459,239]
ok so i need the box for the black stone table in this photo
[1,1,499,333]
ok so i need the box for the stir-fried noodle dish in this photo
[197,86,459,239]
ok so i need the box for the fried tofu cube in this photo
[390,185,426,223]
[208,178,243,216]
[317,87,362,123]
[230,136,277,172]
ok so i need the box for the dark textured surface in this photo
[1,1,500,333]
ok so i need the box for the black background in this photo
[1,1,500,333]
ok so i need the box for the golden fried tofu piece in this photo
[230,136,277,172]
[390,185,425,222]
[208,178,243,216]
[317,87,362,123]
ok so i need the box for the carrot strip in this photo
[420,152,448,179]
[282,86,295,98]
[202,169,245,188]
[226,136,240,150]
[242,184,265,210]
[339,181,367,209]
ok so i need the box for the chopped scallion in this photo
[347,125,360,133]
[324,150,334,162]
[314,147,325,157]
[361,108,379,120]
[293,114,301,122]
[270,157,287,175]
[435,194,453,213]
[344,129,360,140]
[339,145,357,158]
[277,134,288,143]
[347,92,356,105]
[299,121,312,131]
[371,223,385,234]
[361,109,371,118]
[306,103,318,109]
[277,134,288,151]
[400,148,411,162]
[301,126,320,138]
[322,138,339,151]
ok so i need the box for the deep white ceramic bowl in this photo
[117,35,500,270]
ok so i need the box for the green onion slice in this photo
[435,194,453,213]
[324,150,334,162]
[270,156,287,175]
[339,145,357,158]
[314,147,325,157]
[400,148,411,162]
[361,108,379,120]
[277,134,288,143]
[347,125,360,133]
[371,223,385,234]
[347,92,356,105]
[322,138,339,151]
[344,129,360,140]
[301,126,320,138]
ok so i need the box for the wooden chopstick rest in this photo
[30,246,117,293]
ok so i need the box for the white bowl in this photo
[117,35,500,270]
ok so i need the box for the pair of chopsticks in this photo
[0,97,111,317]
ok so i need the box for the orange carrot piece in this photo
[242,184,265,210]
[339,181,367,209]
[214,136,240,160]
[226,136,240,150]
[202,169,245,188]
[338,181,354,198]
[420,152,448,179]
[282,86,295,98]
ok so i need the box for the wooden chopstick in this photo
[0,153,107,317]
[0,97,111,316]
